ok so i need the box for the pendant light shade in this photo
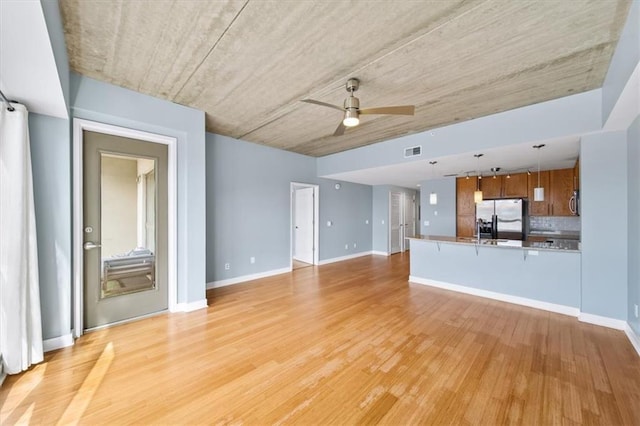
[473,154,484,203]
[429,161,438,205]
[533,144,545,202]
[534,187,544,201]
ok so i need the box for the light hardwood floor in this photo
[2,253,639,424]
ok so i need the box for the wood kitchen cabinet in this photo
[456,177,477,237]
[528,168,575,216]
[457,215,476,238]
[456,177,477,216]
[528,171,550,215]
[550,168,574,216]
[503,173,528,197]
[480,176,501,198]
[480,173,528,199]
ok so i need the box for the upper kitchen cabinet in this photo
[528,171,551,215]
[480,176,502,198]
[528,167,576,216]
[503,173,528,198]
[550,168,575,216]
[480,172,528,199]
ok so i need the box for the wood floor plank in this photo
[1,253,639,424]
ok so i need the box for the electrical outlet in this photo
[353,243,357,248]
[250,257,255,264]
[224,263,230,270]
[345,244,349,250]
[381,220,385,225]
[424,220,430,226]
[365,219,369,225]
[635,304,639,318]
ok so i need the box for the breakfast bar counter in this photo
[407,235,581,313]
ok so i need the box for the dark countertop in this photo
[409,235,580,252]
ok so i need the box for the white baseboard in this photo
[207,267,292,289]
[578,313,627,330]
[318,251,373,265]
[371,251,390,256]
[624,324,640,358]
[43,333,75,352]
[172,299,208,312]
[409,276,580,317]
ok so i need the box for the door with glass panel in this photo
[83,131,168,329]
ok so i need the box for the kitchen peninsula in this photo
[408,235,581,314]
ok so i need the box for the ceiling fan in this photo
[301,78,415,136]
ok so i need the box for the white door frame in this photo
[72,118,178,338]
[290,182,319,267]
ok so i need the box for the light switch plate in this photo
[424,220,429,226]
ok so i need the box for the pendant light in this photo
[533,144,546,201]
[429,161,438,205]
[474,154,484,203]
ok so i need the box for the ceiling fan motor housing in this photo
[344,96,360,110]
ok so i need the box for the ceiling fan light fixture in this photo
[343,109,360,127]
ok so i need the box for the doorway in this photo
[291,183,319,269]
[389,191,416,254]
[83,131,168,329]
[73,119,177,337]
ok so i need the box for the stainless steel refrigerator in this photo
[475,199,525,240]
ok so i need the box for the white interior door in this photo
[403,195,415,251]
[294,187,314,264]
[390,192,402,254]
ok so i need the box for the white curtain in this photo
[0,103,43,375]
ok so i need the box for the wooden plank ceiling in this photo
[60,0,631,157]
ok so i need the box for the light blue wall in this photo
[71,73,207,304]
[29,113,71,340]
[419,177,456,236]
[206,133,315,281]
[581,131,628,320]
[205,133,372,283]
[602,0,639,124]
[318,90,602,177]
[410,241,581,308]
[628,116,640,334]
[318,179,372,260]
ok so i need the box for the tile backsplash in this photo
[529,216,581,233]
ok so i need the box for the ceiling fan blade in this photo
[333,121,346,136]
[301,99,344,112]
[360,105,415,116]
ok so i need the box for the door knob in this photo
[83,241,102,250]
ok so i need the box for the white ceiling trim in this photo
[323,136,580,189]
[0,1,68,119]
[603,62,640,131]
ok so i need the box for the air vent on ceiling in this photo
[404,145,422,158]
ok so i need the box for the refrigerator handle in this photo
[492,214,498,239]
